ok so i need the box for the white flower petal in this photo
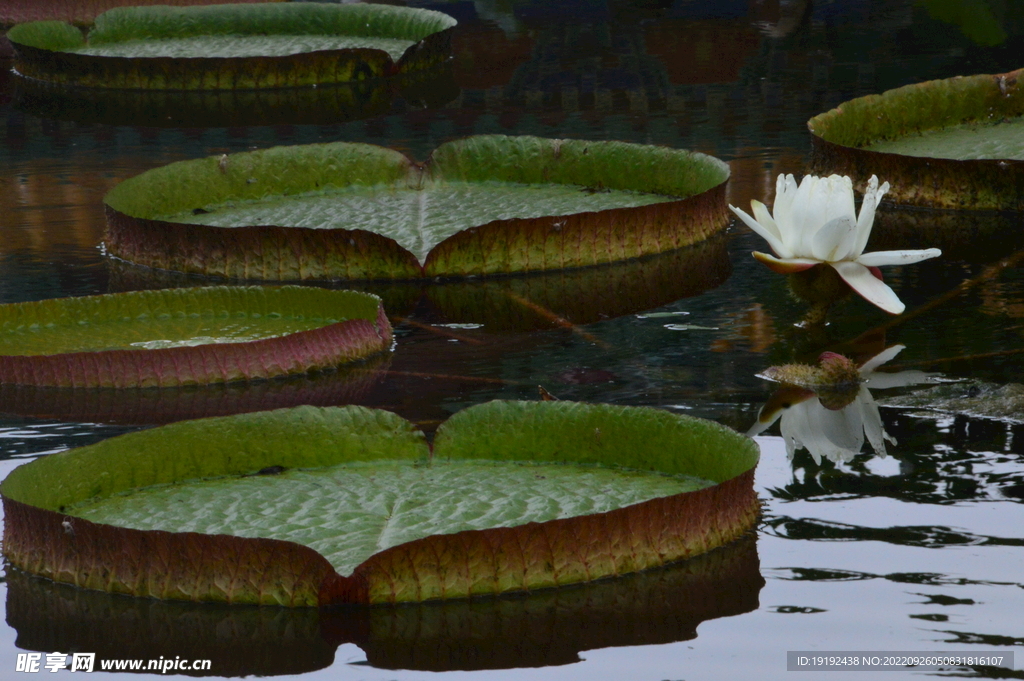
[865,370,935,389]
[858,344,905,374]
[823,174,856,226]
[854,386,889,457]
[810,215,857,261]
[753,251,821,273]
[857,248,942,267]
[730,204,788,256]
[852,175,889,257]
[831,260,906,314]
[751,199,782,241]
[773,174,799,239]
[792,175,826,254]
[781,398,863,464]
[747,406,782,437]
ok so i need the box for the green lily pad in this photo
[7,3,456,90]
[0,286,391,388]
[0,401,760,606]
[6,534,762,673]
[864,116,1024,161]
[0,0,277,26]
[69,459,714,577]
[808,67,1024,209]
[103,135,731,280]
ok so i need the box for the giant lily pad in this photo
[7,3,456,90]
[6,538,761,674]
[0,401,760,606]
[6,534,762,673]
[0,286,391,388]
[808,68,1024,209]
[0,0,278,26]
[103,135,731,281]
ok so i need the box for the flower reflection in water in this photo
[749,345,938,464]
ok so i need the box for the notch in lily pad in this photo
[808,68,1024,210]
[1,401,760,606]
[103,135,731,281]
[6,534,762,673]
[7,3,457,90]
[0,286,391,388]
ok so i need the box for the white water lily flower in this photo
[749,345,936,464]
[730,174,942,315]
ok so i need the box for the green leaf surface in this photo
[807,68,1024,209]
[0,286,367,356]
[434,400,758,482]
[104,136,730,279]
[1,406,427,513]
[167,180,672,266]
[68,459,712,575]
[864,116,1024,160]
[0,402,759,605]
[6,20,84,51]
[70,35,416,60]
[0,287,391,388]
[8,4,456,89]
[85,4,455,45]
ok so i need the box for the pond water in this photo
[2,0,1024,679]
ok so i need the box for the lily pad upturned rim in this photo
[6,534,762,674]
[106,233,733,332]
[0,286,392,388]
[808,67,1024,210]
[102,135,732,281]
[7,3,457,90]
[0,401,760,606]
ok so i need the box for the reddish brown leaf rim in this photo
[6,534,763,674]
[808,68,1024,210]
[106,234,733,333]
[7,4,456,90]
[1,401,760,606]
[0,286,392,388]
[102,135,731,281]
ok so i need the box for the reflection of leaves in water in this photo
[766,567,1024,589]
[910,613,949,621]
[763,516,1024,549]
[935,631,1024,647]
[933,667,1024,679]
[913,593,977,606]
[769,605,826,614]
[765,567,874,582]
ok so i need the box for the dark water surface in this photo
[1,1,1023,679]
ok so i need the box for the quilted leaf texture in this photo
[0,286,391,388]
[8,3,456,88]
[102,136,730,280]
[809,67,1024,210]
[1,402,759,605]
